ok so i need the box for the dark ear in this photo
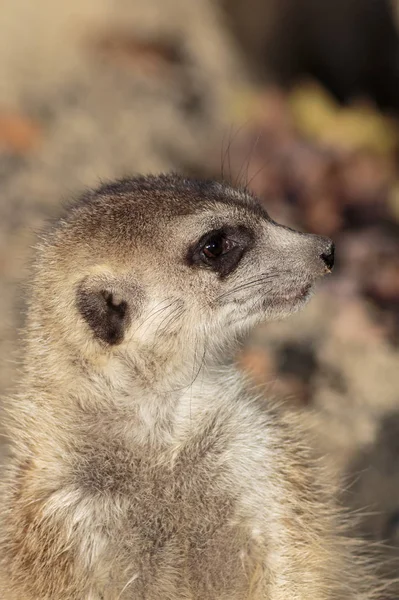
[76,278,132,345]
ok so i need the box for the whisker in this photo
[214,269,288,302]
[222,121,249,185]
[168,339,207,394]
[220,280,276,303]
[236,129,262,190]
[214,277,274,303]
[160,308,186,337]
[245,130,263,190]
[226,123,233,184]
[189,333,200,426]
[154,303,185,338]
[220,127,227,182]
[126,300,181,350]
[246,159,270,191]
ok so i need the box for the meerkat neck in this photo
[21,325,235,447]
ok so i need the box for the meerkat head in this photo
[30,175,333,385]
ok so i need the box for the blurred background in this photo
[1,0,399,592]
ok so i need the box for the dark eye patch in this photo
[186,225,254,277]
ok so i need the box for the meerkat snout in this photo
[320,241,335,272]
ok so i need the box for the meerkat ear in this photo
[76,276,134,345]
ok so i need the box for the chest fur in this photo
[74,432,267,599]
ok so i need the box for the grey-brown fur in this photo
[0,174,373,598]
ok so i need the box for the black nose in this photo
[320,243,335,271]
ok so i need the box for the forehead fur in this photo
[64,174,265,233]
[84,173,264,213]
[38,174,269,273]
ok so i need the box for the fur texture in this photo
[0,174,373,598]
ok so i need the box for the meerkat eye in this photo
[202,234,235,260]
[187,226,254,277]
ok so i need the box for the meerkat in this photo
[0,174,372,599]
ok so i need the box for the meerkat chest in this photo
[77,423,267,599]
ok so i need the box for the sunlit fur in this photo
[0,175,375,599]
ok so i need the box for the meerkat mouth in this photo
[254,283,313,317]
[277,283,312,303]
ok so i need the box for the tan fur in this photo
[0,174,374,598]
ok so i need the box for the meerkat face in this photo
[43,176,333,361]
[184,210,333,322]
